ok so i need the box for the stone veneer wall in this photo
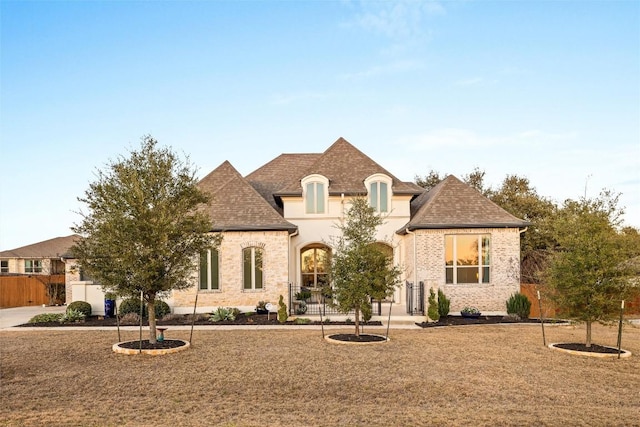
[412,228,521,312]
[172,230,290,313]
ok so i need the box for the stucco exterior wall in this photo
[409,228,521,312]
[172,230,290,313]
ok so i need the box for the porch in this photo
[288,282,425,320]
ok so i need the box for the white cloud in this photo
[351,0,445,40]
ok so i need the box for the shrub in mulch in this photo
[19,313,383,327]
[416,315,565,328]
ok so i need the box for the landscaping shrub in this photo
[295,301,307,315]
[28,313,63,323]
[277,295,288,324]
[427,288,440,321]
[293,317,311,324]
[119,312,140,325]
[67,301,92,317]
[506,293,532,319]
[117,298,170,318]
[60,309,86,323]
[118,298,145,317]
[210,307,237,322]
[155,300,171,318]
[161,313,183,322]
[438,289,451,317]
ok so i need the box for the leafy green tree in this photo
[72,136,219,344]
[489,175,557,283]
[415,167,489,194]
[544,191,640,347]
[327,198,402,336]
[414,170,444,192]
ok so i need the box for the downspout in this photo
[288,229,299,285]
[405,228,417,288]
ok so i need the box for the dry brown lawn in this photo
[1,323,639,427]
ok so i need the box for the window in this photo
[369,181,388,213]
[445,235,490,284]
[305,182,325,214]
[243,247,263,290]
[302,174,328,215]
[301,245,330,288]
[25,260,42,273]
[1,260,8,273]
[199,248,219,291]
[365,174,391,213]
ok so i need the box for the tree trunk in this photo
[354,306,360,337]
[148,300,157,344]
[586,320,592,348]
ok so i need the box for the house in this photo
[169,137,529,315]
[0,235,78,307]
[3,139,528,316]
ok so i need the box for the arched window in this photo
[300,244,330,288]
[365,174,392,213]
[243,247,264,290]
[302,175,329,214]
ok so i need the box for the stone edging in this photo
[112,339,190,355]
[324,334,389,345]
[548,343,631,358]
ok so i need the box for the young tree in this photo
[327,198,402,336]
[544,191,640,347]
[72,136,218,344]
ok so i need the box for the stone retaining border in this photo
[548,343,631,358]
[112,339,190,355]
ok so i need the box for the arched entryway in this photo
[300,244,330,289]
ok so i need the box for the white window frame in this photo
[243,246,264,291]
[25,259,43,273]
[365,174,392,213]
[199,248,220,291]
[301,174,329,214]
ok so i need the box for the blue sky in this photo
[1,0,638,250]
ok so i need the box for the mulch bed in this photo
[554,343,621,354]
[19,313,383,327]
[117,339,187,350]
[416,315,565,328]
[328,333,388,343]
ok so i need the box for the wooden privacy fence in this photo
[0,275,65,308]
[520,283,640,317]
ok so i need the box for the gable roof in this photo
[274,137,423,197]
[245,153,322,213]
[400,175,529,232]
[0,235,80,259]
[198,161,297,233]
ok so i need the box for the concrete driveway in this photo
[0,305,67,329]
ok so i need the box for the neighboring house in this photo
[0,235,77,276]
[0,235,79,306]
[171,137,529,314]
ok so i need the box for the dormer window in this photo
[365,174,392,213]
[302,175,329,214]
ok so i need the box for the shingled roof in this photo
[400,175,529,232]
[0,235,80,259]
[245,153,322,213]
[274,137,423,197]
[198,161,297,233]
